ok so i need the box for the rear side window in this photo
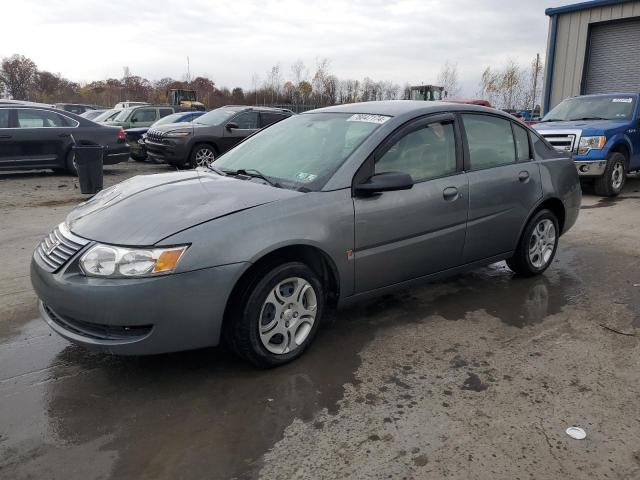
[512,123,531,161]
[462,114,515,169]
[17,109,68,128]
[233,111,259,129]
[0,109,9,128]
[131,109,157,123]
[260,112,287,127]
[159,108,174,118]
[375,121,457,182]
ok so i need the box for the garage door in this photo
[584,18,640,94]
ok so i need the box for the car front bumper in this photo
[574,160,607,177]
[30,255,246,355]
[145,139,189,167]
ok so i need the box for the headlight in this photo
[164,130,191,138]
[577,136,606,154]
[80,244,188,278]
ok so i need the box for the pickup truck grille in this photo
[539,133,576,153]
[35,223,89,273]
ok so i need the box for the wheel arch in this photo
[518,196,566,242]
[608,141,630,169]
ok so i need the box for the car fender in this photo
[602,132,633,163]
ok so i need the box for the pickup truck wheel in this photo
[507,209,559,277]
[228,262,324,368]
[65,150,78,176]
[594,152,626,197]
[189,144,216,168]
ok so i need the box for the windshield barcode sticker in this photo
[347,114,391,124]
[612,98,633,103]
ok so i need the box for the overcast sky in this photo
[1,0,566,96]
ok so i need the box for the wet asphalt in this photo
[0,164,639,480]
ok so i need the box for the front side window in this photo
[260,112,287,127]
[375,121,457,182]
[462,114,515,169]
[159,108,174,118]
[16,109,69,128]
[0,109,9,128]
[131,109,157,123]
[512,123,531,161]
[232,111,259,129]
[214,113,382,191]
[114,107,134,122]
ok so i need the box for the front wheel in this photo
[189,144,216,168]
[594,152,626,197]
[227,262,324,367]
[507,209,559,277]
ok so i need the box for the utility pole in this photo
[186,56,191,83]
[531,53,540,115]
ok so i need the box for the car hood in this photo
[125,127,149,135]
[533,119,628,132]
[149,122,194,134]
[66,170,302,245]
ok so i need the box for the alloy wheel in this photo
[259,277,318,355]
[194,148,215,167]
[528,219,556,269]
[611,161,624,191]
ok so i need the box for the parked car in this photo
[80,109,108,121]
[104,105,175,130]
[126,111,206,161]
[30,101,580,367]
[54,103,100,115]
[114,101,149,109]
[0,105,129,174]
[145,105,293,168]
[92,109,121,123]
[534,93,640,196]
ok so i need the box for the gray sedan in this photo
[30,101,581,367]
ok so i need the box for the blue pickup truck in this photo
[534,93,640,196]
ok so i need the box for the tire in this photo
[65,150,78,176]
[594,152,626,197]
[507,209,559,277]
[227,262,324,368]
[131,152,147,162]
[189,143,216,169]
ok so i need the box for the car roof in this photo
[221,105,293,114]
[308,100,502,117]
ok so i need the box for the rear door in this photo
[353,115,469,292]
[460,113,542,262]
[220,111,260,153]
[4,108,75,169]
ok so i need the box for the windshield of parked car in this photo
[113,107,135,122]
[193,107,240,126]
[153,113,188,126]
[542,95,636,122]
[214,112,385,191]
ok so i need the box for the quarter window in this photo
[233,111,259,129]
[512,123,531,161]
[462,114,515,169]
[17,109,68,128]
[375,121,457,182]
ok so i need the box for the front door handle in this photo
[518,171,530,182]
[443,186,460,201]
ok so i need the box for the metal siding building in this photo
[543,0,640,113]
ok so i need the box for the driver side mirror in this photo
[226,122,239,131]
[355,172,414,196]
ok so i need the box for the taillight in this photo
[117,128,126,141]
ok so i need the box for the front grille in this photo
[44,304,152,341]
[541,133,576,153]
[146,129,164,143]
[35,223,89,273]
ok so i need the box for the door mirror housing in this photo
[355,172,414,196]
[226,122,239,131]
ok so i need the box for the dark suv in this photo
[145,106,293,168]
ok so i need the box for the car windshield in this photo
[113,107,135,122]
[92,109,118,122]
[214,112,384,191]
[153,113,187,126]
[542,95,636,121]
[194,107,240,126]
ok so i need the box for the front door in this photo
[353,115,469,293]
[460,114,542,262]
[130,108,158,128]
[220,111,260,153]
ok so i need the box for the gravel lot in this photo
[1,161,639,480]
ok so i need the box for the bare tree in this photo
[437,61,461,98]
[0,54,38,100]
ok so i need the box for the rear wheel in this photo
[227,262,324,368]
[131,152,147,162]
[189,144,216,168]
[65,150,78,176]
[507,209,559,277]
[594,152,626,197]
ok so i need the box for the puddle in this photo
[581,195,640,209]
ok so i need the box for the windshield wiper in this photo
[540,118,564,122]
[205,164,228,176]
[233,168,282,188]
[568,116,608,121]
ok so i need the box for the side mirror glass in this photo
[355,172,414,196]
[226,122,239,131]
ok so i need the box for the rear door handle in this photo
[518,171,530,182]
[443,186,460,201]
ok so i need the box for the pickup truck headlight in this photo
[164,130,191,138]
[80,244,188,278]
[577,136,606,154]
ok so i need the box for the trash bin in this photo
[74,145,104,194]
